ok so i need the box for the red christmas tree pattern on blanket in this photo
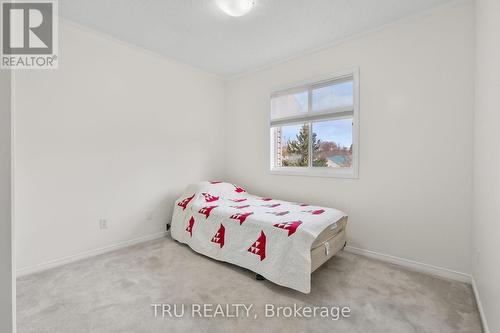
[233,184,246,193]
[209,181,222,184]
[230,205,250,209]
[230,212,253,225]
[263,203,280,208]
[229,198,247,203]
[202,193,219,202]
[186,216,195,237]
[267,211,289,216]
[303,209,325,215]
[248,231,266,261]
[199,206,218,218]
[177,194,195,210]
[273,220,303,236]
[211,224,225,248]
[260,197,273,201]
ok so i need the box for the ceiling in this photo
[60,0,453,78]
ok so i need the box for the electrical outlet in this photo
[146,211,154,221]
[99,219,108,230]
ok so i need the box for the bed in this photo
[170,181,348,293]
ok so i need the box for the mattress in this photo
[310,216,348,272]
[311,216,348,248]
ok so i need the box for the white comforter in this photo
[170,181,346,293]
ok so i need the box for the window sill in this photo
[269,167,358,179]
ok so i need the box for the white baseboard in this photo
[471,276,491,333]
[16,231,168,277]
[344,245,471,283]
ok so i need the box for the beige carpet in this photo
[17,237,482,333]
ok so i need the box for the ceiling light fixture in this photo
[215,0,255,17]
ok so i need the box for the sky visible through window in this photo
[273,76,356,170]
[295,93,308,111]
[282,119,352,148]
[280,80,353,148]
[313,81,353,112]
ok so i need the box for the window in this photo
[269,69,359,178]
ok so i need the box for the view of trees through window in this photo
[271,75,356,172]
[278,119,352,168]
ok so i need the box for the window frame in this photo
[268,68,360,179]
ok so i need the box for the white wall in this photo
[0,70,13,333]
[14,21,225,270]
[224,1,475,274]
[473,0,500,332]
